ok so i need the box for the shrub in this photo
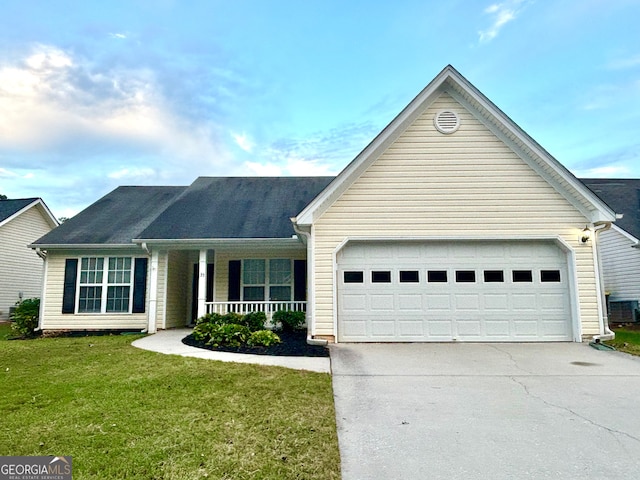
[195,312,224,326]
[247,330,281,347]
[272,310,306,332]
[238,311,266,332]
[192,320,220,341]
[206,324,251,347]
[11,298,40,338]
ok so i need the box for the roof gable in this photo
[0,198,58,229]
[582,178,640,239]
[137,176,334,240]
[294,65,616,226]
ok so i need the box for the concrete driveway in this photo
[330,343,640,480]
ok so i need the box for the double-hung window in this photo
[241,259,292,301]
[78,257,133,313]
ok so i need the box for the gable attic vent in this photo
[434,110,460,134]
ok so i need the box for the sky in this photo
[1,0,639,218]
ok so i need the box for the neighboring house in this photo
[0,198,59,320]
[32,66,617,342]
[582,179,640,323]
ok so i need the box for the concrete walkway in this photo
[331,342,640,480]
[131,328,331,373]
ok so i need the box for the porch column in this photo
[197,249,207,319]
[148,250,159,334]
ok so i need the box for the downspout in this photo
[591,222,614,343]
[292,220,328,347]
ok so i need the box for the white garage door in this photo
[337,241,573,342]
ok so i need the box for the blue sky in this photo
[1,0,639,218]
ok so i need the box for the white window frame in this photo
[240,259,293,302]
[76,256,134,314]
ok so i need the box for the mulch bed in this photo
[182,330,330,357]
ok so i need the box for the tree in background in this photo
[0,194,7,200]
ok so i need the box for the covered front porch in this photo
[145,240,308,333]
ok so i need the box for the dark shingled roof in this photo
[0,198,39,223]
[581,178,640,239]
[33,186,187,245]
[137,177,335,239]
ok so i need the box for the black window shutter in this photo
[191,263,199,321]
[132,258,148,313]
[207,263,214,302]
[62,259,78,314]
[294,260,307,301]
[228,260,241,301]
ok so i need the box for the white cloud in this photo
[573,165,632,177]
[243,156,337,177]
[243,161,282,176]
[109,33,128,39]
[108,167,156,180]
[0,44,232,169]
[478,1,526,43]
[0,168,19,178]
[232,132,254,153]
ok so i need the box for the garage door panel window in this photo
[399,270,419,283]
[344,271,364,283]
[455,270,476,283]
[372,271,391,283]
[540,270,561,283]
[483,270,504,283]
[512,270,533,283]
[427,270,448,283]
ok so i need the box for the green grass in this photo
[0,321,12,339]
[0,331,340,479]
[606,327,640,356]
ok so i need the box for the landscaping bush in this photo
[238,311,266,332]
[192,318,221,341]
[272,310,306,332]
[195,312,224,326]
[206,324,251,347]
[247,330,281,347]
[10,298,40,338]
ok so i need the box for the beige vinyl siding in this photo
[214,246,306,303]
[41,249,149,330]
[599,228,640,302]
[0,206,52,320]
[312,92,600,337]
[164,250,190,328]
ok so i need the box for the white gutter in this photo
[292,220,328,347]
[591,222,614,343]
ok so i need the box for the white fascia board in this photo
[35,199,61,228]
[133,237,305,250]
[28,243,138,250]
[296,66,457,226]
[0,199,60,229]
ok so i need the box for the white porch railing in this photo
[205,301,307,321]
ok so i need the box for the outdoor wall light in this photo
[580,225,591,244]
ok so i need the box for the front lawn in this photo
[605,326,640,356]
[0,332,340,479]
